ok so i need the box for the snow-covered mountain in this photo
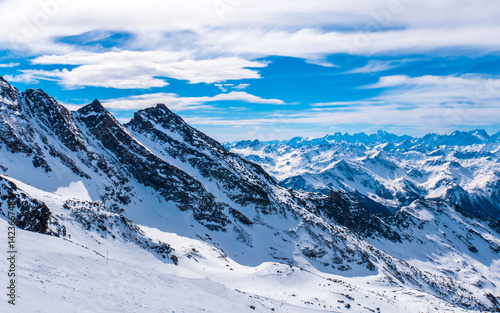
[1,76,500,312]
[228,131,500,221]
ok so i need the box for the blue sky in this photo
[1,0,500,141]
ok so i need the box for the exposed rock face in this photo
[316,190,401,241]
[23,89,88,153]
[64,199,178,264]
[0,79,38,155]
[0,177,52,234]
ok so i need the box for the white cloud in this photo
[61,103,83,111]
[346,60,398,74]
[0,0,499,90]
[233,83,249,90]
[364,74,500,108]
[8,51,267,88]
[215,83,233,92]
[201,26,500,60]
[3,73,37,84]
[101,91,286,111]
[32,50,186,65]
[311,100,378,107]
[304,59,338,68]
[213,83,250,92]
[367,74,495,88]
[2,0,500,60]
[210,91,285,104]
[0,62,20,68]
[5,68,168,89]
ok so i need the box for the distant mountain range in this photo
[228,130,500,222]
[230,129,500,148]
[1,76,499,312]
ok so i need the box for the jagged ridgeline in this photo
[229,130,500,222]
[1,76,499,311]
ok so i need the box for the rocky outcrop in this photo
[0,177,53,234]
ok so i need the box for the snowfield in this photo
[0,185,481,313]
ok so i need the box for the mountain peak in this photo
[140,103,180,121]
[77,99,110,116]
[471,129,490,140]
[0,75,13,87]
[74,99,123,135]
[90,99,106,110]
[155,103,168,110]
[127,103,228,153]
[0,76,19,101]
[128,103,186,133]
[23,88,64,110]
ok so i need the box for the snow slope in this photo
[0,178,488,313]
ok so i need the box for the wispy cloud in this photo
[100,91,286,111]
[4,69,167,89]
[365,74,500,106]
[0,62,20,68]
[10,51,266,88]
[200,26,500,61]
[304,59,338,68]
[187,103,500,130]
[2,1,500,61]
[233,83,249,90]
[346,60,399,74]
[215,83,250,92]
[310,100,381,107]
[188,73,500,136]
[367,74,494,88]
